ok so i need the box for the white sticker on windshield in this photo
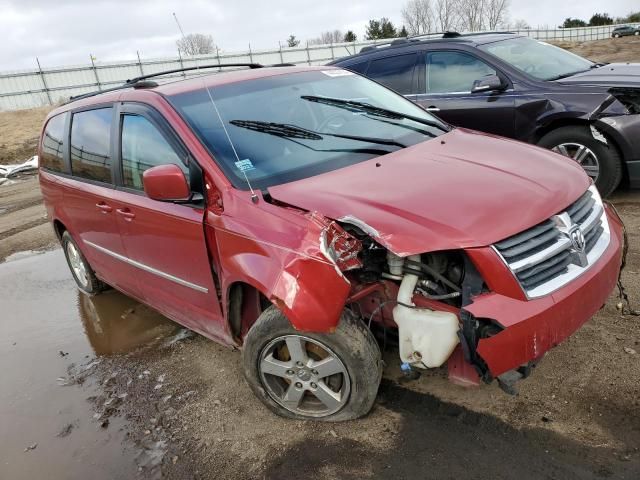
[321,70,354,77]
[235,159,255,172]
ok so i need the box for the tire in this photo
[242,306,382,421]
[614,34,620,38]
[538,125,623,197]
[635,31,639,36]
[61,231,106,295]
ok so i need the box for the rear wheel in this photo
[242,306,382,421]
[538,125,622,197]
[61,231,106,295]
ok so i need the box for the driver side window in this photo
[425,51,496,94]
[121,114,188,191]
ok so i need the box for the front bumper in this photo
[467,206,623,378]
[595,114,640,188]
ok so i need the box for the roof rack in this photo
[125,62,263,84]
[359,31,463,52]
[358,30,517,53]
[66,62,275,104]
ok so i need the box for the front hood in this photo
[268,129,590,256]
[557,63,640,87]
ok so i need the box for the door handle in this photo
[426,106,440,112]
[116,208,136,220]
[95,202,113,213]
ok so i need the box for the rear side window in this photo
[425,51,496,94]
[40,113,67,172]
[367,54,417,94]
[70,108,112,183]
[121,114,188,190]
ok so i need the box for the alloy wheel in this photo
[552,142,600,181]
[258,335,351,417]
[66,241,89,289]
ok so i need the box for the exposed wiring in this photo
[367,300,414,329]
[404,259,462,293]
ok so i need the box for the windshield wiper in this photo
[300,95,449,132]
[229,120,407,148]
[548,69,592,81]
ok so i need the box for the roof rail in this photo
[66,63,268,105]
[125,62,263,84]
[359,31,463,52]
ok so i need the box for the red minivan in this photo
[39,65,623,421]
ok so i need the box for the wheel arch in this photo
[52,218,67,240]
[226,280,270,344]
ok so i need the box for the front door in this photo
[413,50,516,138]
[113,105,224,339]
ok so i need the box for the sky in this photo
[0,0,637,71]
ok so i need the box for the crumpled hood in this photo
[558,63,640,87]
[268,129,590,256]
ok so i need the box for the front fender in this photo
[209,212,351,332]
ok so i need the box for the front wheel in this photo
[242,307,382,421]
[538,125,623,197]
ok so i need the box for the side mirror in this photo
[142,164,191,202]
[471,75,505,93]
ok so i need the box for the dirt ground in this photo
[555,36,640,63]
[1,38,640,479]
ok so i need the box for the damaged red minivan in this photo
[39,65,623,421]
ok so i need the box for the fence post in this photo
[248,43,253,63]
[330,41,334,60]
[177,48,186,78]
[36,57,52,105]
[306,41,311,65]
[136,50,144,76]
[90,54,102,91]
[216,46,221,71]
[278,41,284,63]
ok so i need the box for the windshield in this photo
[168,70,447,190]
[479,37,594,81]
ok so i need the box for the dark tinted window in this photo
[367,54,417,94]
[121,115,187,190]
[344,61,368,74]
[70,108,112,183]
[40,113,67,172]
[426,51,496,93]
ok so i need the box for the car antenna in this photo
[172,12,259,204]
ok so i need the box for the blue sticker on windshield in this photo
[235,159,255,172]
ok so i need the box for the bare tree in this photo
[485,0,510,29]
[309,30,345,45]
[434,0,459,31]
[401,0,434,35]
[511,19,530,30]
[458,0,486,31]
[176,33,215,56]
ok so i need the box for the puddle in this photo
[0,249,180,479]
[3,249,46,263]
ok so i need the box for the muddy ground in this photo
[1,37,640,479]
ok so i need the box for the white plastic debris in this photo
[0,156,38,179]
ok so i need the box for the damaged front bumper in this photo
[466,207,623,379]
[595,114,640,188]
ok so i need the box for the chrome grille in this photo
[494,186,610,298]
